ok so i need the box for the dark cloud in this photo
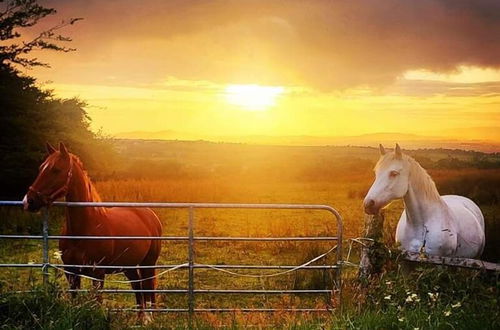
[34,0,500,89]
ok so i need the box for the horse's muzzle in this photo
[363,198,380,215]
[23,193,44,212]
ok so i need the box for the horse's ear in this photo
[379,144,386,156]
[46,142,56,155]
[59,142,69,158]
[395,143,402,159]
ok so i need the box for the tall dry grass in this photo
[0,143,498,327]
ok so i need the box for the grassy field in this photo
[0,141,499,328]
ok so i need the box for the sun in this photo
[225,84,284,111]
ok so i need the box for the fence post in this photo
[188,207,195,328]
[42,208,50,287]
[359,210,386,281]
[336,214,343,312]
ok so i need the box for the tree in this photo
[0,0,82,67]
[0,0,112,199]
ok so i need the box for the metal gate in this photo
[0,201,343,318]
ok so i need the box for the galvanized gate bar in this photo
[0,263,340,269]
[0,235,339,241]
[114,308,332,313]
[14,289,336,295]
[41,208,49,287]
[65,289,334,294]
[0,200,343,315]
[187,207,195,325]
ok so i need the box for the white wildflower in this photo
[410,293,420,302]
[451,302,461,309]
[384,295,391,300]
[53,250,62,261]
[444,310,452,317]
[405,293,420,303]
[428,292,439,302]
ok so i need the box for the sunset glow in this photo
[225,85,285,111]
[24,0,500,146]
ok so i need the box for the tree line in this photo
[0,0,111,199]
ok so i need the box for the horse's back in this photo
[442,195,484,230]
[442,195,485,258]
[107,207,162,236]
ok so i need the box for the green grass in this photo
[1,263,496,329]
[337,263,500,330]
[0,286,110,329]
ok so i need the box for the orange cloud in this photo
[31,0,500,90]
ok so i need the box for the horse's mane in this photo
[376,152,442,202]
[407,156,442,202]
[70,154,102,203]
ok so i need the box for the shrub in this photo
[343,262,500,329]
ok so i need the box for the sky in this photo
[20,0,500,139]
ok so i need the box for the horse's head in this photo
[363,143,409,215]
[23,142,73,212]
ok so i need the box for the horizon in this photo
[113,127,500,153]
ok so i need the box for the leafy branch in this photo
[0,0,82,68]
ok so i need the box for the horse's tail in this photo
[145,207,162,262]
[149,208,163,236]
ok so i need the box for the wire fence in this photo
[0,201,343,320]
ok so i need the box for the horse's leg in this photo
[140,246,160,308]
[139,268,156,324]
[65,271,81,299]
[139,268,156,307]
[140,240,161,317]
[124,270,146,323]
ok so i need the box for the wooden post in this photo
[403,252,500,272]
[359,210,387,280]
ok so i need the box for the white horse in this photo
[363,144,485,258]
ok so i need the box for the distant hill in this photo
[114,128,500,153]
[428,127,500,141]
[115,130,204,141]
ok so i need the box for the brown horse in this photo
[24,142,162,322]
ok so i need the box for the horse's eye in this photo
[389,170,399,178]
